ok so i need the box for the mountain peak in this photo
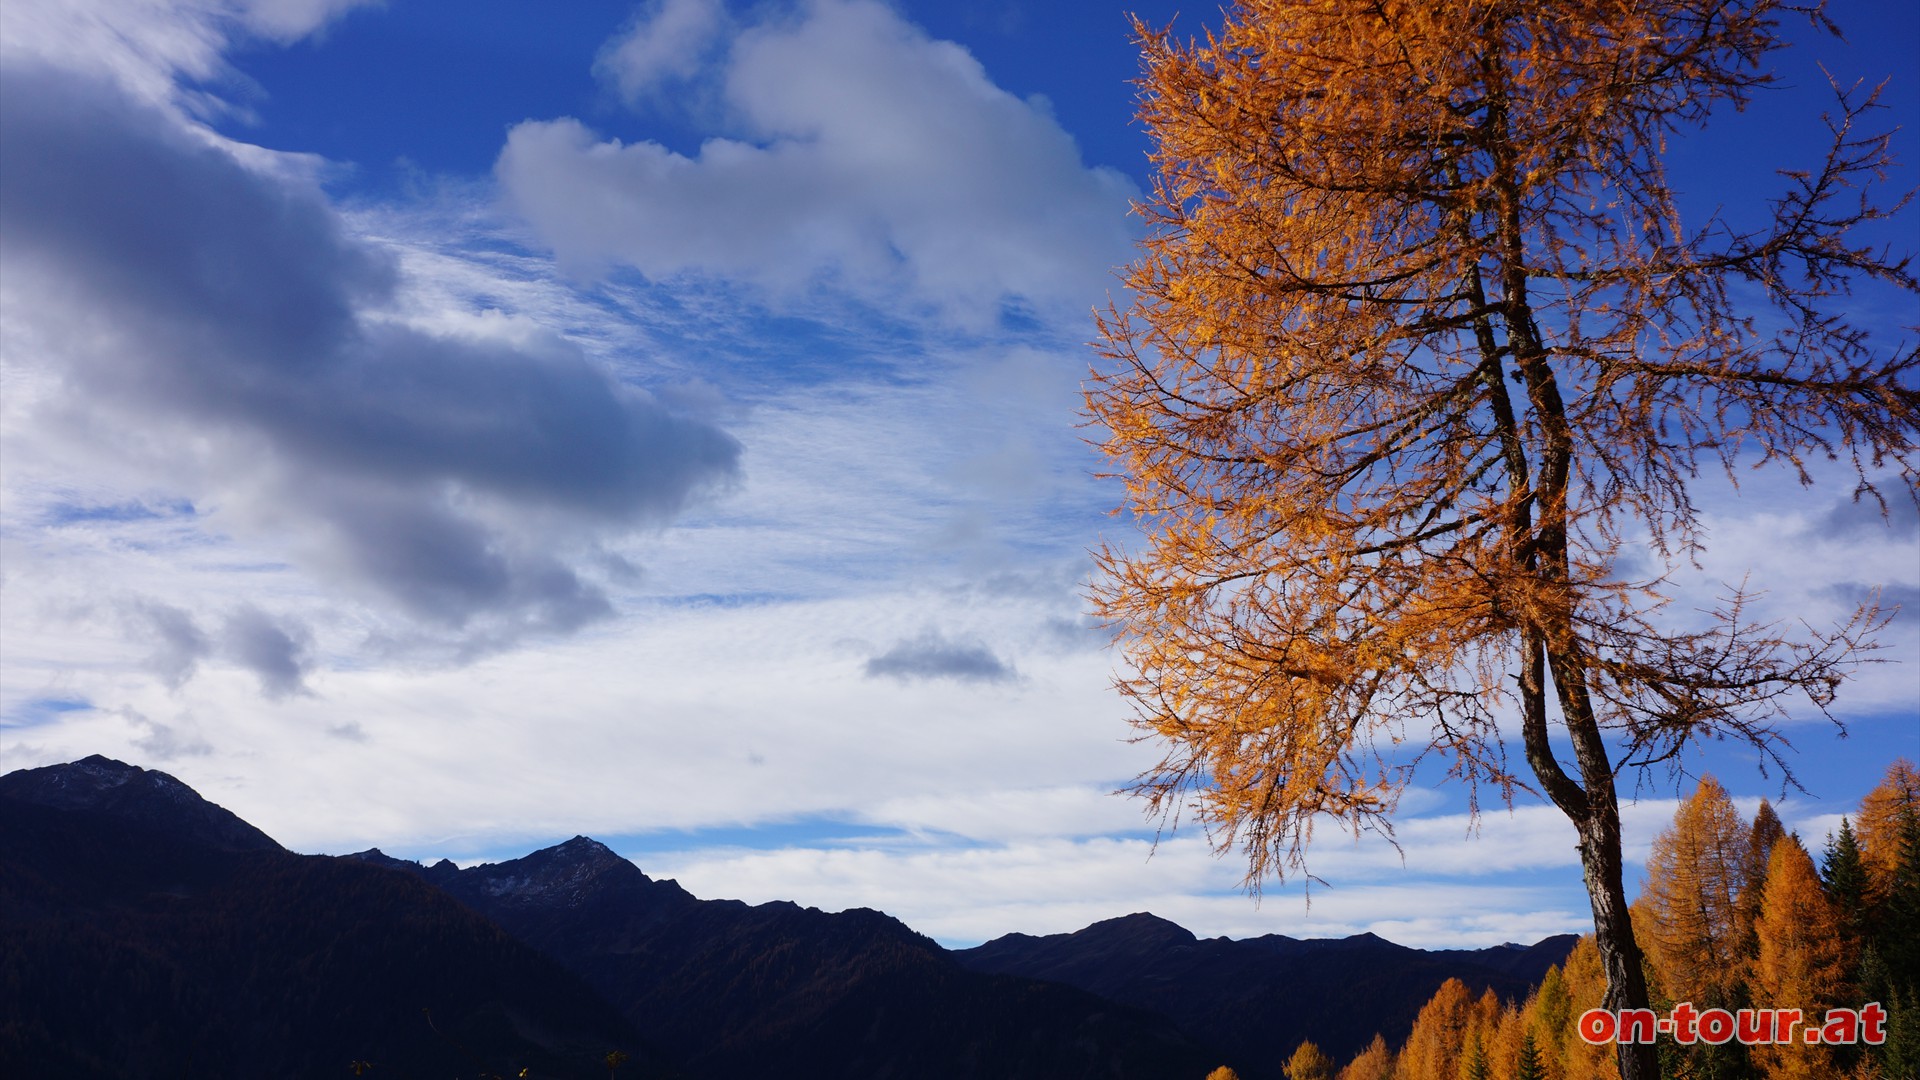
[22,754,147,799]
[553,835,615,858]
[0,755,280,853]
[344,848,423,873]
[454,835,647,909]
[1080,911,1199,947]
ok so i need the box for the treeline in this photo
[1258,759,1920,1080]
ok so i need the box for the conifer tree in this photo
[1752,837,1848,1080]
[1557,936,1623,1080]
[1643,776,1751,1006]
[1839,760,1920,1076]
[1470,988,1504,1051]
[1884,984,1920,1080]
[1283,1040,1335,1080]
[1867,806,1920,1077]
[1486,999,1529,1079]
[1818,824,1872,1080]
[1336,1035,1392,1080]
[1823,817,1870,938]
[1088,6,1915,1078]
[1516,1029,1549,1080]
[1529,965,1573,1075]
[1642,779,1768,1080]
[1738,799,1789,953]
[1397,979,1474,1080]
[1463,1033,1491,1080]
[1879,807,1920,983]
[1857,759,1920,905]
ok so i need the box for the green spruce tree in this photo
[1462,1033,1489,1080]
[1823,817,1871,937]
[1880,808,1920,984]
[1871,808,1920,1076]
[1515,1029,1548,1080]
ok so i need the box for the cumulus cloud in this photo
[498,0,1137,321]
[596,0,729,100]
[1,63,741,649]
[864,629,1016,683]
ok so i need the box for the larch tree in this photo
[1086,2,1916,1078]
[1284,1040,1336,1080]
[1641,775,1751,1005]
[1738,798,1789,950]
[1335,1034,1393,1080]
[1465,988,1504,1080]
[1485,999,1529,1080]
[1395,977,1474,1080]
[1529,964,1574,1074]
[1856,758,1920,902]
[1557,936,1624,1080]
[1642,778,1764,1080]
[1752,836,1850,1080]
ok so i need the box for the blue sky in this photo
[1,0,1915,949]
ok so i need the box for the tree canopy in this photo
[1088,2,1915,1077]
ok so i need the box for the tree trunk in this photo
[1577,785,1661,1080]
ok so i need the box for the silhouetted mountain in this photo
[0,754,279,853]
[956,913,1580,1078]
[356,839,1213,1078]
[0,759,666,1080]
[4,756,1581,1079]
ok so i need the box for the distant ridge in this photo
[4,756,1580,1079]
[957,914,1579,1073]
[347,836,1209,1077]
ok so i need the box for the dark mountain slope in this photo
[0,753,278,853]
[3,755,1580,1080]
[360,840,1215,1079]
[0,763,668,1080]
[957,912,1579,1078]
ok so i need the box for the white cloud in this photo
[595,0,729,101]
[0,0,377,106]
[4,0,1907,966]
[0,63,741,659]
[1653,464,1920,716]
[637,830,1598,949]
[497,0,1137,323]
[0,585,1154,847]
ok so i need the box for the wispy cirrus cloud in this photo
[0,0,380,106]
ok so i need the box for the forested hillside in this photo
[1276,760,1920,1080]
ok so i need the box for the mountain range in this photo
[0,756,1577,1078]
